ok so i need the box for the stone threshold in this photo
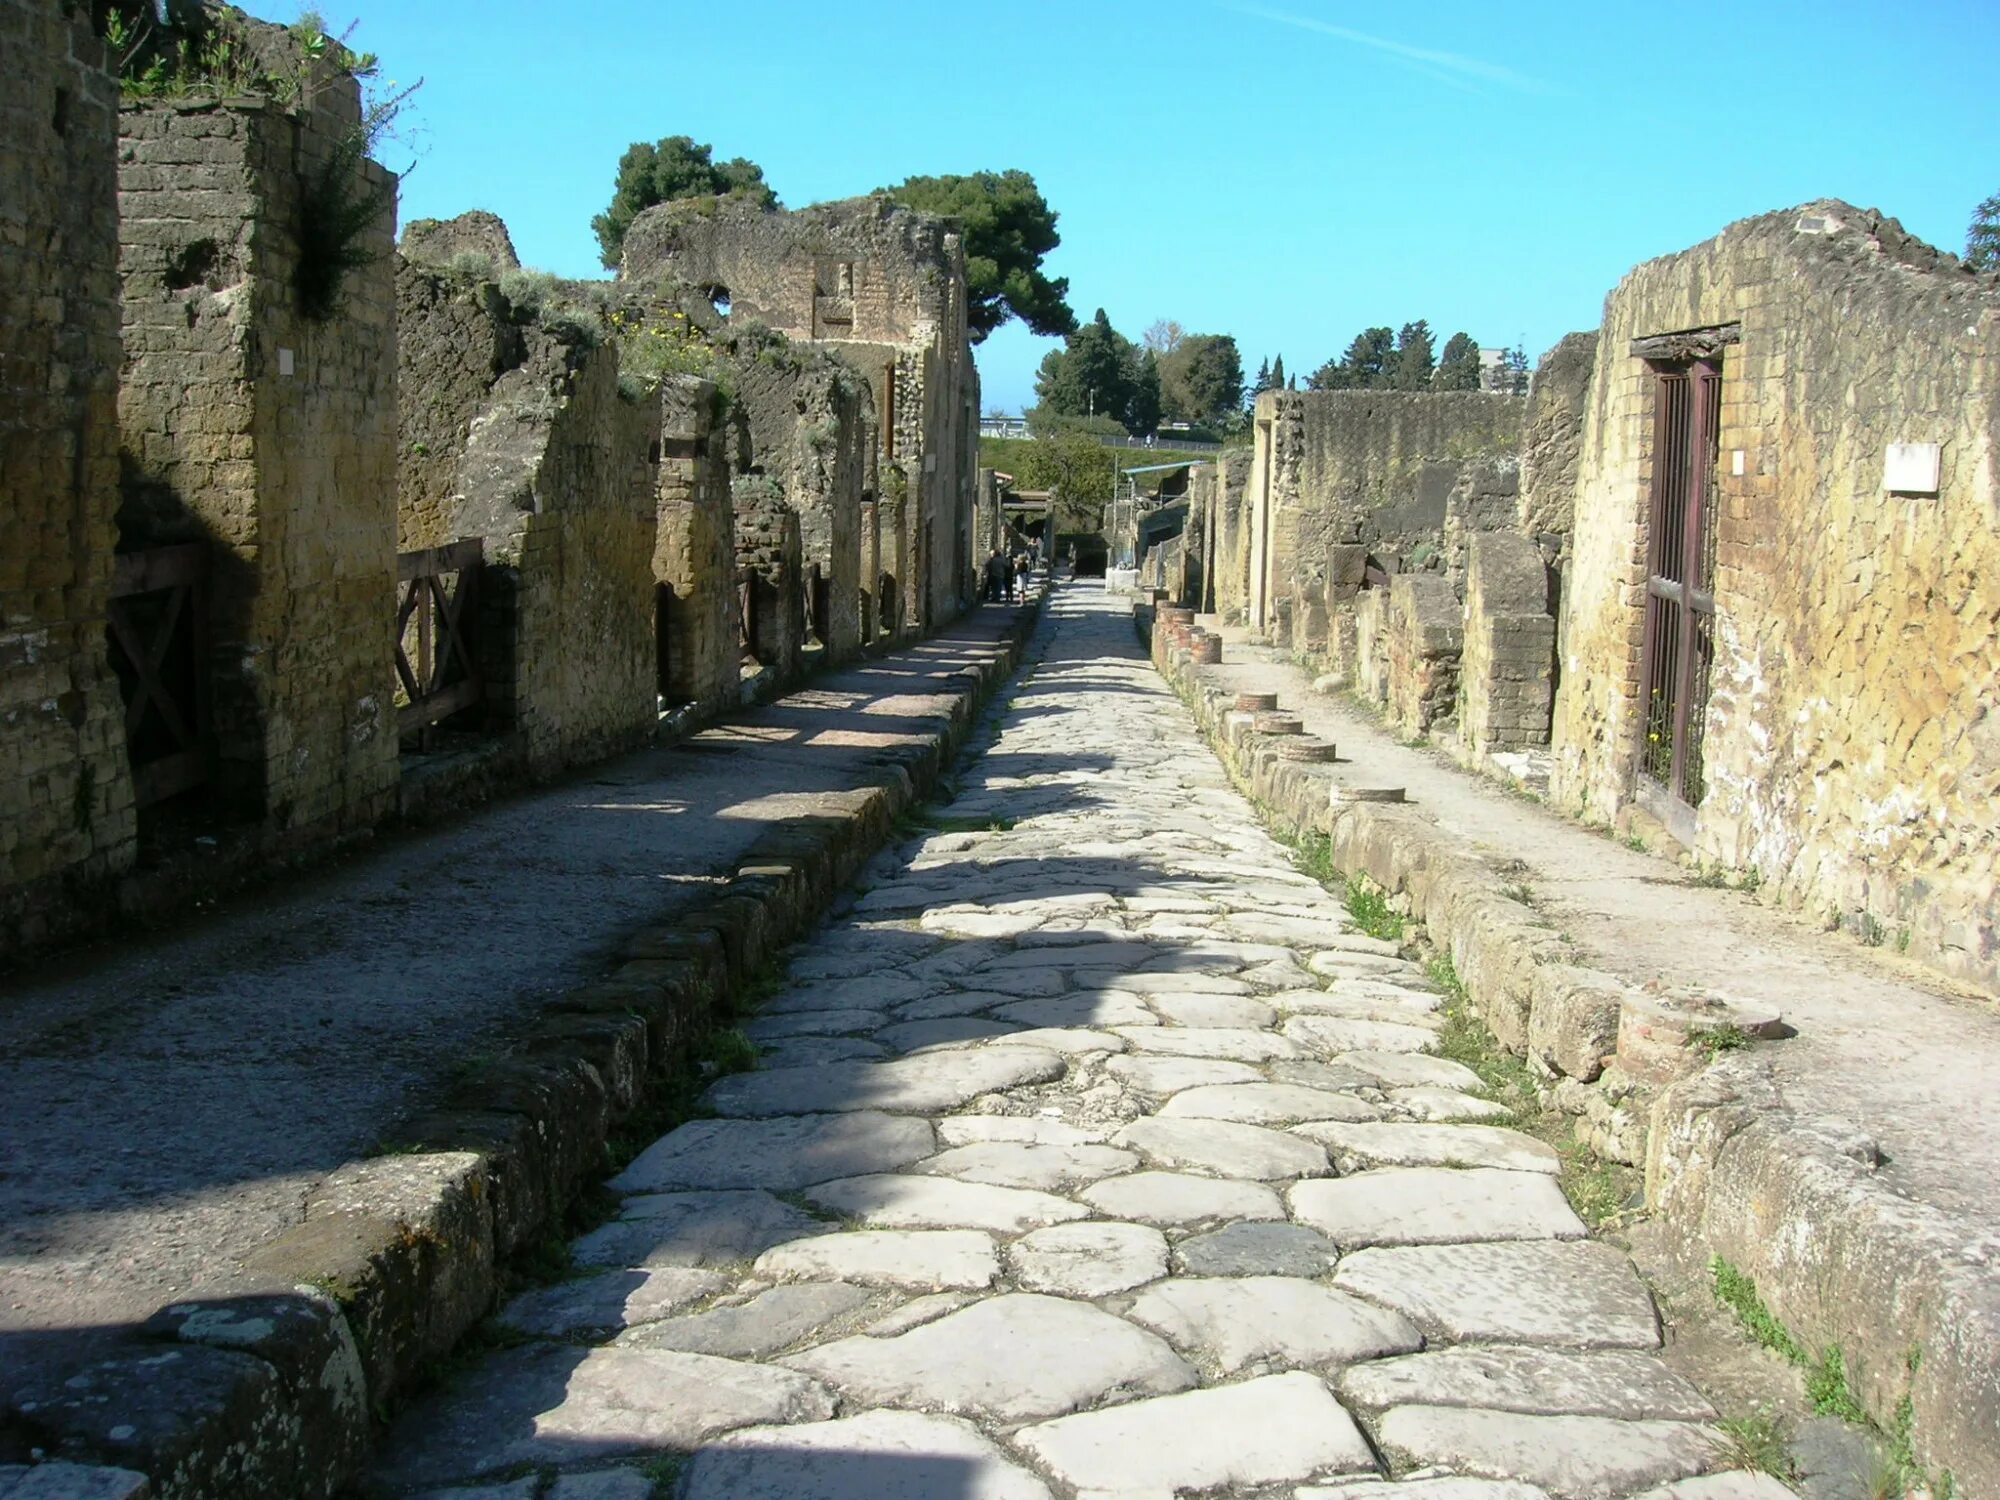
[1140,600,2000,1498]
[1,598,1048,1500]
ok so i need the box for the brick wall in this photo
[1461,531,1556,758]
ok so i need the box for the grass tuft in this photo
[1714,1410,1798,1483]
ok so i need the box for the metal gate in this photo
[1637,358,1722,810]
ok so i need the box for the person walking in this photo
[1011,551,1029,603]
[983,549,1008,604]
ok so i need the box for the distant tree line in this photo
[1031,310,1244,436]
[1307,321,1498,393]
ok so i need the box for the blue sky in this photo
[332,1,2000,414]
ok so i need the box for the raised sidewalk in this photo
[1153,611,2000,1496]
[0,594,1042,1496]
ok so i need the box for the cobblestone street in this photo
[371,589,1784,1499]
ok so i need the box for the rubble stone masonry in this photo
[0,0,137,946]
[1553,202,2000,990]
[117,70,399,835]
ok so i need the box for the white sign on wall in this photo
[1883,442,1940,495]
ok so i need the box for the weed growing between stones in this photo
[1711,1262,1960,1496]
[1692,1022,1751,1060]
[1501,880,1535,904]
[1713,1256,1867,1421]
[1714,1410,1799,1483]
[1428,954,1638,1228]
[1342,876,1406,944]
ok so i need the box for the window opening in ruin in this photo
[106,543,213,810]
[1636,357,1723,813]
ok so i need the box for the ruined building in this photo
[0,0,984,963]
[1553,203,1999,989]
[618,194,981,635]
[1178,203,1999,994]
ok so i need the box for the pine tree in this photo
[1968,192,2000,271]
[1391,321,1435,390]
[1434,332,1482,391]
[1270,354,1286,390]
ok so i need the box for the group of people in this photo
[982,543,1040,604]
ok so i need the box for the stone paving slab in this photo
[1121,1275,1423,1374]
[1374,1405,1721,1500]
[1113,1115,1330,1179]
[1338,1345,1716,1420]
[682,1410,1055,1500]
[370,1345,836,1488]
[609,1113,935,1193]
[1011,1372,1376,1493]
[1291,1167,1586,1247]
[1333,1241,1662,1349]
[780,1293,1196,1422]
[750,1230,998,1291]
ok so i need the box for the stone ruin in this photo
[0,0,983,961]
[1161,203,2000,994]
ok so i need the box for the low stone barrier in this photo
[1142,601,1997,1489]
[7,600,1048,1500]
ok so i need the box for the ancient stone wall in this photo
[117,58,399,837]
[1245,389,1524,641]
[1517,331,1598,552]
[1202,451,1253,623]
[620,194,977,635]
[1552,201,2000,990]
[1386,574,1463,738]
[1461,531,1557,759]
[727,343,871,660]
[0,0,137,951]
[654,377,738,712]
[396,238,659,774]
[447,318,659,774]
[733,476,803,682]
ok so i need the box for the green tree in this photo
[1497,343,1531,396]
[1434,331,1482,391]
[1034,308,1135,427]
[1270,354,1286,392]
[1015,420,1118,525]
[878,170,1076,342]
[1128,348,1163,435]
[1968,191,2000,271]
[1391,320,1435,390]
[593,135,777,268]
[1164,334,1243,424]
[1309,326,1394,391]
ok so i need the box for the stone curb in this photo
[3,598,1047,1500]
[1140,603,1996,1490]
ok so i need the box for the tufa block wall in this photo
[0,0,137,946]
[444,310,658,775]
[1244,389,1524,641]
[1552,201,2000,990]
[1517,331,1599,553]
[117,70,399,836]
[733,476,804,682]
[1461,531,1557,759]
